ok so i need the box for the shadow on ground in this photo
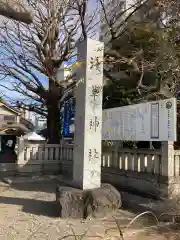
[0,195,59,217]
[0,194,158,231]
[0,190,179,239]
[1,180,166,227]
[9,180,59,193]
[0,190,159,230]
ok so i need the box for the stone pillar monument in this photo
[56,39,121,219]
[73,38,104,190]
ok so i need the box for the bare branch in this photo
[0,0,33,23]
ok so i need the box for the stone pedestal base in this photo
[158,176,180,199]
[55,183,122,219]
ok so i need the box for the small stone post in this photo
[161,141,174,177]
[161,141,175,198]
[73,38,104,190]
[17,137,25,171]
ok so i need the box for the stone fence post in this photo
[160,141,176,198]
[17,137,25,164]
[161,141,174,177]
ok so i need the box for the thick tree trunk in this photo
[47,100,61,144]
[46,80,63,144]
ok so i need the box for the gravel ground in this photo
[0,179,179,240]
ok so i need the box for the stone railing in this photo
[56,141,179,198]
[0,143,74,176]
[101,142,180,198]
[101,146,162,197]
[20,143,74,175]
[102,148,161,174]
[1,140,179,198]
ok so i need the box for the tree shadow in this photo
[9,181,159,216]
[0,195,59,217]
[7,175,74,193]
[9,180,59,194]
[121,191,160,213]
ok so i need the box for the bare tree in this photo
[101,0,180,101]
[0,0,33,23]
[0,0,99,143]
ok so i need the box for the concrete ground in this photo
[0,177,179,240]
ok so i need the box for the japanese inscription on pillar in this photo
[73,38,104,190]
[89,116,100,132]
[85,39,103,188]
[88,148,100,162]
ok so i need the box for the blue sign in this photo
[62,101,72,137]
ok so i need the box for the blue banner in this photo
[62,100,72,137]
[69,98,74,118]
